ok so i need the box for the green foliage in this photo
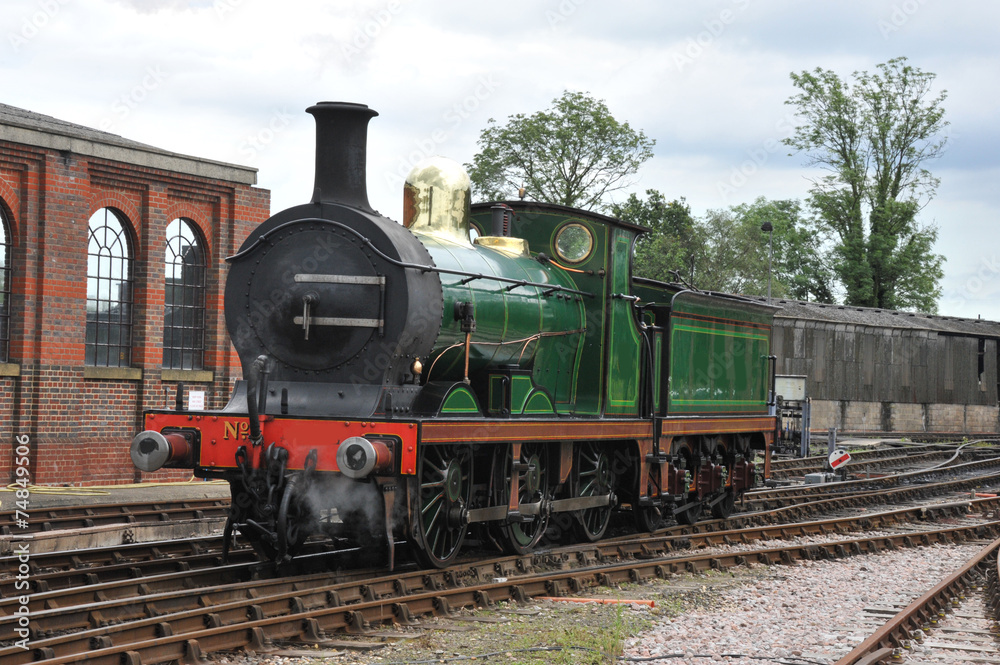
[694,199,833,300]
[622,192,834,303]
[467,91,655,210]
[612,190,702,285]
[784,57,947,312]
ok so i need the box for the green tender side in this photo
[668,291,773,415]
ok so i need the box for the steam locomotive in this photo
[130,102,777,568]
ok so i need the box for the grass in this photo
[476,602,652,665]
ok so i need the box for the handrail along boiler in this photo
[131,102,778,568]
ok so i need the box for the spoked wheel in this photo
[492,443,550,554]
[412,444,472,568]
[573,441,615,542]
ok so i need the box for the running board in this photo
[466,494,611,524]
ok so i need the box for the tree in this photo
[693,199,833,300]
[783,57,947,312]
[622,193,834,302]
[612,190,703,285]
[466,91,655,210]
[728,198,835,303]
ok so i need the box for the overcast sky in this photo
[5,0,999,320]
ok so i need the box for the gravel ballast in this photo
[211,538,991,664]
[623,541,986,664]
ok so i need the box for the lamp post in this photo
[760,221,773,304]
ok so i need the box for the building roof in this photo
[0,103,257,185]
[757,297,1000,338]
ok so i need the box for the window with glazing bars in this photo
[0,207,10,364]
[86,208,133,366]
[163,218,206,370]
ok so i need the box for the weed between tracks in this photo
[250,569,772,665]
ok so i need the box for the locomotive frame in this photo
[131,102,778,568]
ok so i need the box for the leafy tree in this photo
[623,193,833,302]
[467,91,655,210]
[726,198,835,303]
[613,190,703,285]
[783,57,947,312]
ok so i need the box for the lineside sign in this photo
[829,449,851,470]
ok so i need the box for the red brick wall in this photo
[0,139,270,485]
[0,377,14,480]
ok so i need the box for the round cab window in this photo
[554,223,594,264]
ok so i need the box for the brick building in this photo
[0,104,270,485]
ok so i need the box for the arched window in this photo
[86,208,133,367]
[0,206,10,363]
[163,218,206,370]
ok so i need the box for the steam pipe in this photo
[306,101,378,211]
[246,354,268,446]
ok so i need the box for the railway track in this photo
[746,455,1000,509]
[4,495,999,664]
[0,497,229,535]
[767,443,986,476]
[834,535,1000,664]
[4,453,998,663]
[769,447,994,481]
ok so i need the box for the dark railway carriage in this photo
[130,102,778,568]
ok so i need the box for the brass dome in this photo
[402,156,472,245]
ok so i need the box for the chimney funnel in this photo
[306,102,378,212]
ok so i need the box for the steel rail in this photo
[0,498,229,535]
[769,451,957,480]
[750,454,1000,501]
[8,521,1000,665]
[738,472,1000,525]
[0,535,228,589]
[833,534,1000,665]
[768,443,972,472]
[5,494,991,634]
[745,460,1000,509]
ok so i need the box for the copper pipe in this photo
[463,332,471,384]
